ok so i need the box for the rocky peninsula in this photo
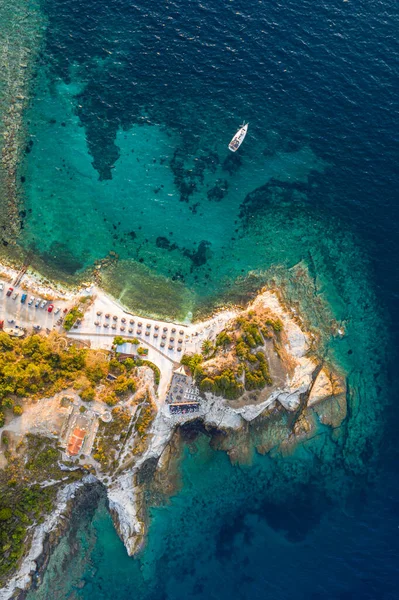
[0,263,347,599]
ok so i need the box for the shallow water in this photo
[18,0,398,317]
[28,434,399,600]
[7,0,399,597]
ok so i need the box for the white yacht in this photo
[228,123,248,152]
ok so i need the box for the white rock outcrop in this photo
[105,290,336,557]
[0,475,97,600]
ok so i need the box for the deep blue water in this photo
[19,0,399,598]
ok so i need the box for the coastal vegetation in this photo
[137,346,149,356]
[0,332,144,423]
[113,338,158,383]
[113,336,140,346]
[0,332,93,403]
[93,406,131,469]
[182,310,281,400]
[114,352,160,386]
[63,296,94,331]
[63,307,84,331]
[0,331,160,574]
[134,396,156,437]
[0,434,83,586]
[0,326,160,579]
[93,393,156,471]
[137,359,161,385]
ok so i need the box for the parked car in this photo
[6,287,13,297]
[28,296,35,306]
[21,293,27,304]
[0,282,4,291]
[33,324,41,331]
[54,307,61,315]
[63,308,68,314]
[7,319,15,324]
[12,292,19,300]
[35,299,40,308]
[47,304,54,313]
[40,300,47,309]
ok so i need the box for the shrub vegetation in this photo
[63,308,84,331]
[0,332,142,418]
[182,310,281,399]
[0,435,83,586]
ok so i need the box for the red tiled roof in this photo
[67,427,86,456]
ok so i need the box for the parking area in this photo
[0,280,70,333]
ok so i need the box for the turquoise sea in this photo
[3,0,399,597]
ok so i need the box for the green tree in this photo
[124,358,135,371]
[23,363,42,386]
[0,333,15,351]
[86,363,106,383]
[113,376,132,396]
[181,353,203,376]
[199,377,215,393]
[266,318,283,332]
[201,339,214,358]
[80,387,95,402]
[235,340,249,359]
[0,508,12,521]
[104,394,118,407]
[215,331,232,348]
[63,309,83,331]
[109,358,125,375]
[141,361,160,385]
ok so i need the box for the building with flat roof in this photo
[167,365,201,414]
[169,402,200,415]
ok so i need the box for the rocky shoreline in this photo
[106,383,346,559]
[0,378,346,599]
[0,279,346,598]
[104,289,346,558]
[0,476,101,600]
[0,370,347,600]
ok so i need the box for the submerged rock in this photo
[183,240,212,269]
[207,179,229,202]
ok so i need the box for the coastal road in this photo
[67,330,177,403]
